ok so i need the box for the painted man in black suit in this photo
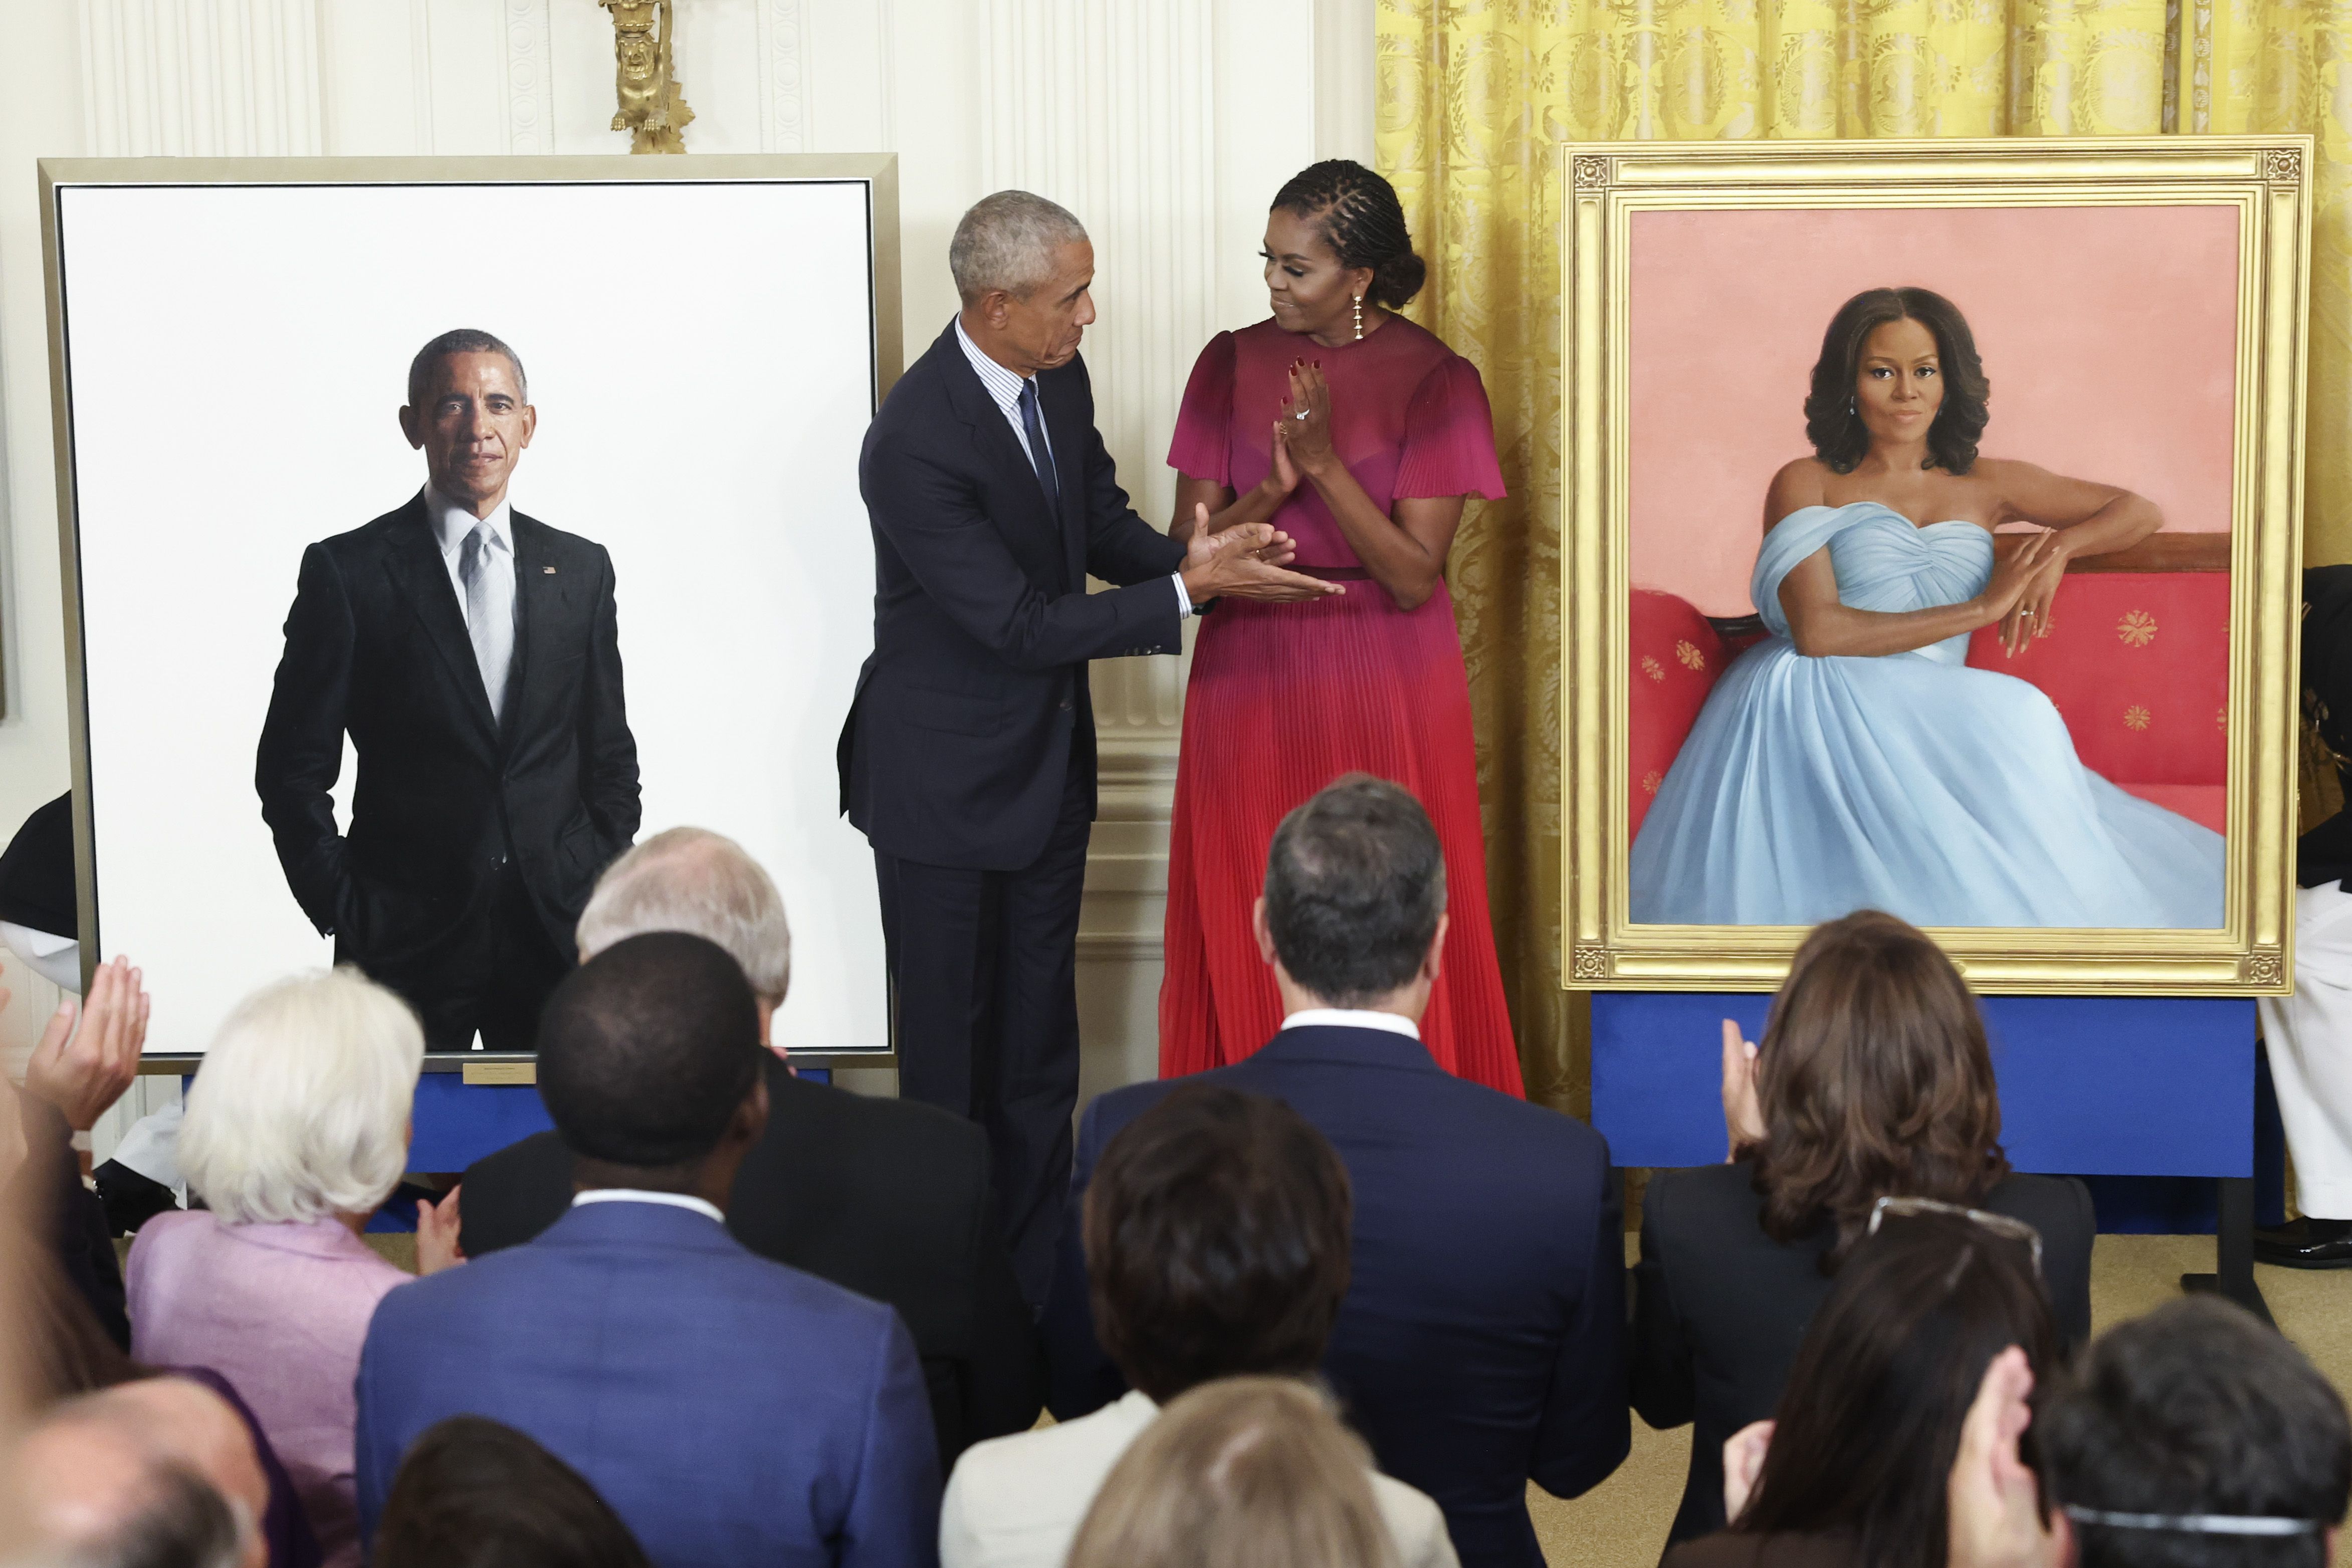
[258,329,639,1051]
[839,191,1334,1302]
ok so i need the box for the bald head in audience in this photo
[576,828,792,1048]
[22,1379,267,1568]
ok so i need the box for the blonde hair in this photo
[1067,1378,1401,1568]
[178,969,422,1225]
[574,828,790,1005]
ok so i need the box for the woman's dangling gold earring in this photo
[1352,294,1364,341]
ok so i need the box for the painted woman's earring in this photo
[1352,294,1364,340]
[1848,396,1857,417]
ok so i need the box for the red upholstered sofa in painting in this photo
[1628,536,2231,842]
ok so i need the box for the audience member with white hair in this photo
[125,968,457,1567]
[458,826,1042,1463]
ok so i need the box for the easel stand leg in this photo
[2182,1176,2275,1326]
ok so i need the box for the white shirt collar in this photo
[423,482,514,560]
[1279,1008,1422,1040]
[570,1189,725,1225]
[953,315,1032,419]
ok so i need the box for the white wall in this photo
[0,0,1375,1088]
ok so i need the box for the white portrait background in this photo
[55,175,886,1056]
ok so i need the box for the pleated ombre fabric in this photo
[1158,317,1524,1095]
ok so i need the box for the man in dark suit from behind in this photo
[456,826,1041,1464]
[1041,776,1628,1568]
[841,190,1336,1303]
[257,329,640,1051]
[357,932,940,1568]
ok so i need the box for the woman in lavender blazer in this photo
[127,969,463,1567]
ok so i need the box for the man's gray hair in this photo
[950,190,1090,305]
[575,827,792,1004]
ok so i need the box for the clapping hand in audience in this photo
[20,955,149,1131]
[1720,1018,1764,1160]
[1946,1346,2065,1568]
[1720,1419,1773,1521]
[415,1185,465,1275]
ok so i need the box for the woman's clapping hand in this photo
[1721,1018,1764,1160]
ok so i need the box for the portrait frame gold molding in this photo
[1561,137,2312,996]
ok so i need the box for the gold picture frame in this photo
[1561,137,2312,994]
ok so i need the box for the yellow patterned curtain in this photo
[1376,0,2352,1115]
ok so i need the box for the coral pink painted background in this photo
[1626,205,2240,615]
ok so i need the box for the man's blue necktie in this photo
[1018,378,1060,513]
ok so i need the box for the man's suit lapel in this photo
[1041,364,1088,592]
[382,494,499,754]
[936,325,1062,554]
[508,515,570,752]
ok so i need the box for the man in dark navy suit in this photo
[839,190,1334,1302]
[257,329,638,1051]
[1041,775,1629,1568]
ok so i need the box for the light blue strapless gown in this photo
[1629,503,2225,928]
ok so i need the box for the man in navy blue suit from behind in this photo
[1042,775,1629,1568]
[355,932,940,1567]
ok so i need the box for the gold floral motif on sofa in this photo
[1674,639,1706,670]
[2124,704,2153,731]
[1640,654,1666,682]
[2117,609,2158,647]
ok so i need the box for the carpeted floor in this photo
[1531,1235,2352,1566]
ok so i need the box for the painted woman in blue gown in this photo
[1630,287,2226,929]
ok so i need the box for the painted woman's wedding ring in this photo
[2019,608,2035,618]
[1294,410,1310,421]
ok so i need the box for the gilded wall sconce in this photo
[600,0,695,154]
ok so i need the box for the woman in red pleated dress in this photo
[1159,159,1522,1095]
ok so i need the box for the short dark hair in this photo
[407,328,528,408]
[1271,159,1426,310]
[2042,1297,2350,1568]
[1262,775,1446,1007]
[1804,287,1989,476]
[536,932,761,1170]
[1736,1209,2058,1568]
[1084,1084,1353,1405]
[375,1416,651,1568]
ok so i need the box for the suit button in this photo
[491,852,509,869]
[1058,699,1073,712]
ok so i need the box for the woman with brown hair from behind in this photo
[1630,909,2094,1551]
[1066,1377,1401,1568]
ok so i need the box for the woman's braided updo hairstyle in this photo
[1271,159,1426,310]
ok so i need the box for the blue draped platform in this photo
[1591,994,2279,1234]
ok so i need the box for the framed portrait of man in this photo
[42,155,901,1060]
[1561,137,2313,994]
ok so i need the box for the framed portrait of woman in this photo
[1562,137,2313,994]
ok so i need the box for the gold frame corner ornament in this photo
[1559,136,2314,996]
